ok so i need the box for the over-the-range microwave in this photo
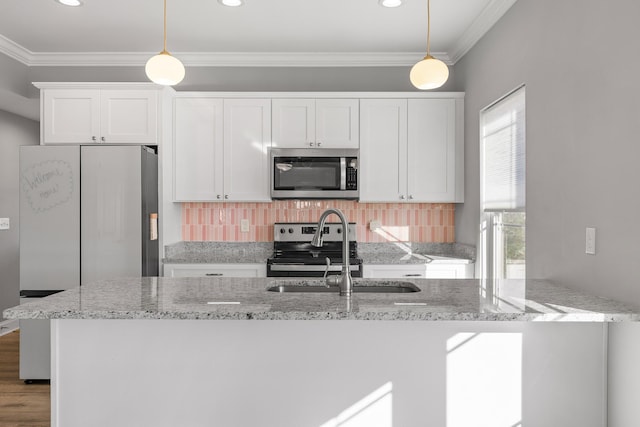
[270,148,358,199]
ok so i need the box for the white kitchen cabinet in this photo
[223,99,272,201]
[173,98,224,201]
[163,263,267,278]
[41,88,158,145]
[425,263,475,278]
[359,99,407,202]
[272,98,358,148]
[359,97,463,202]
[363,264,427,279]
[173,97,271,202]
[363,261,474,279]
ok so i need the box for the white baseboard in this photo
[0,319,19,336]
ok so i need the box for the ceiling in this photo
[0,0,517,67]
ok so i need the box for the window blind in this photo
[481,86,526,211]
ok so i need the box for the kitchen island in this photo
[4,277,640,427]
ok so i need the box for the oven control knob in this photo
[280,228,286,234]
[288,228,294,234]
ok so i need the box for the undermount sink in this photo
[267,281,421,294]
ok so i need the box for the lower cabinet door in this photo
[362,264,427,279]
[163,264,267,278]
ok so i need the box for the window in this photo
[479,86,526,280]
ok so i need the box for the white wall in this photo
[0,109,39,316]
[453,0,640,307]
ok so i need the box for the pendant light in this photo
[410,0,449,90]
[145,0,185,86]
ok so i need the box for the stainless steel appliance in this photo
[266,222,363,277]
[270,148,358,199]
[19,145,158,381]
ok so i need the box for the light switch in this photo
[0,218,9,230]
[240,219,250,233]
[585,227,596,255]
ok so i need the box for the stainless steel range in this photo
[267,222,363,277]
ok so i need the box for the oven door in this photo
[270,148,358,199]
[266,262,363,278]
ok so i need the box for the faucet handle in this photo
[323,257,331,280]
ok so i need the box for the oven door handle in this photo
[269,264,360,272]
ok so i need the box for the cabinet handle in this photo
[205,273,223,277]
[404,274,422,277]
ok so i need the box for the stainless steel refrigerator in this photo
[19,145,158,381]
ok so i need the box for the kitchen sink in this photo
[267,281,421,294]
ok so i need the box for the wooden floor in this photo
[0,330,50,427]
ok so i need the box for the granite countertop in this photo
[164,242,273,264]
[4,277,638,322]
[163,242,476,265]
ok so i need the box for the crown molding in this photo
[448,0,518,64]
[0,28,454,68]
[2,48,454,68]
[0,34,34,64]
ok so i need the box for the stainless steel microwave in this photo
[270,148,359,199]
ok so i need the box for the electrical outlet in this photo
[369,220,381,231]
[240,219,250,233]
[585,227,596,255]
[0,218,9,230]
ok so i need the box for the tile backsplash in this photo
[182,200,455,243]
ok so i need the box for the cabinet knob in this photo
[309,142,314,147]
[400,195,405,200]
[101,136,105,142]
[409,195,414,200]
[317,142,322,147]
[91,136,96,142]
[216,195,221,199]
[224,195,229,199]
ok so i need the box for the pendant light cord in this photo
[426,0,431,57]
[162,0,168,53]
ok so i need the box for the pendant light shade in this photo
[410,55,449,90]
[146,0,185,86]
[146,51,185,86]
[410,0,448,90]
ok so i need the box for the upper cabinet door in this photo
[173,98,224,201]
[315,99,359,148]
[223,99,272,202]
[407,99,457,202]
[42,89,100,144]
[359,99,408,202]
[100,90,158,144]
[271,99,315,148]
[41,88,159,145]
[271,98,359,148]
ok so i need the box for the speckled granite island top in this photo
[4,277,639,322]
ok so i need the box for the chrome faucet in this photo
[311,208,353,296]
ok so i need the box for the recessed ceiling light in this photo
[55,0,83,6]
[218,0,244,6]
[379,0,403,7]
